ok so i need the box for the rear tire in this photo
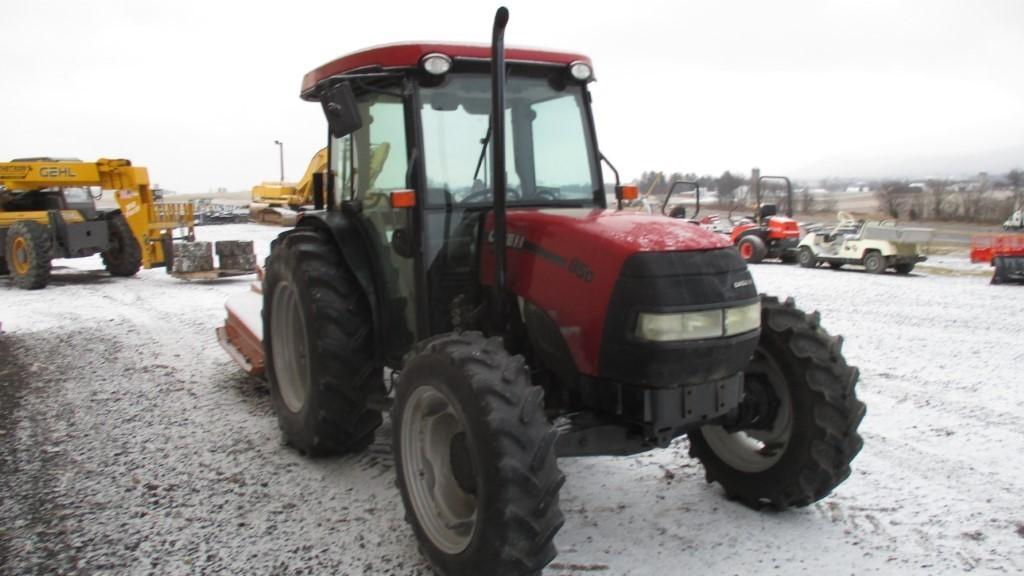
[737,235,767,264]
[263,227,384,456]
[991,257,1004,285]
[5,220,52,290]
[797,247,816,268]
[893,263,915,275]
[688,295,865,509]
[394,332,565,576]
[863,251,885,274]
[101,214,142,277]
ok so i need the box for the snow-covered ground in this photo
[1,223,1022,575]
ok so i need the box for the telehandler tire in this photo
[5,220,52,290]
[394,332,565,576]
[737,235,767,264]
[688,295,865,509]
[101,214,142,277]
[263,227,384,456]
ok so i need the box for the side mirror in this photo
[321,82,363,138]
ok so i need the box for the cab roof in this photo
[300,42,591,100]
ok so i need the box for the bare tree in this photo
[798,188,815,213]
[1008,169,1023,212]
[876,180,912,218]
[963,173,990,222]
[822,193,838,213]
[925,179,953,220]
[716,170,744,209]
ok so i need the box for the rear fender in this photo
[732,225,765,244]
[291,212,390,364]
[730,223,759,244]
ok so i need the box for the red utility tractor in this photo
[219,9,865,575]
[971,234,1024,284]
[729,173,801,263]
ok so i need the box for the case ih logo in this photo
[0,165,30,178]
[39,167,78,178]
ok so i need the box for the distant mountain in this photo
[790,143,1024,181]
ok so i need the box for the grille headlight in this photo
[724,301,761,336]
[636,310,724,342]
[635,302,761,342]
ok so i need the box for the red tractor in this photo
[971,234,1024,284]
[730,174,801,263]
[219,9,864,575]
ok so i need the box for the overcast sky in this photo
[2,0,1022,193]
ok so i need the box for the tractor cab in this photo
[0,186,100,219]
[300,43,608,362]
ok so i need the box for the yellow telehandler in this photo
[1,157,255,289]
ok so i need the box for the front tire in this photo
[102,214,142,276]
[688,295,865,509]
[394,332,565,576]
[263,227,384,456]
[5,220,52,290]
[797,247,816,268]
[863,251,885,274]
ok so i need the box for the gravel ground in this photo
[1,223,1022,575]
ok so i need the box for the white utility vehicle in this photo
[797,212,933,274]
[1005,210,1023,231]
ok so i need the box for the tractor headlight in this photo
[635,302,761,342]
[636,310,724,342]
[724,301,761,336]
[421,53,452,75]
[569,61,593,82]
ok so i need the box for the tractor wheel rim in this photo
[700,352,793,473]
[401,385,477,554]
[12,237,30,275]
[740,242,753,259]
[270,281,310,413]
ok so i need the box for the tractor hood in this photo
[481,208,745,376]
[506,208,732,254]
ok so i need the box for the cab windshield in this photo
[419,73,599,207]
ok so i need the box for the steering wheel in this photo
[460,187,521,205]
[535,187,561,201]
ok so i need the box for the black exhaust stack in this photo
[491,6,509,332]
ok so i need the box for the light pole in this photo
[274,140,284,182]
